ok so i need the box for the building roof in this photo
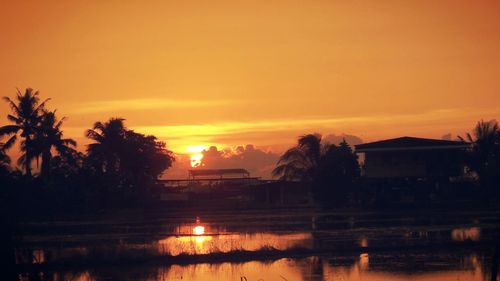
[188,168,250,178]
[355,136,469,152]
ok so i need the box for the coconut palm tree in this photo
[459,119,500,189]
[85,118,127,174]
[272,133,326,181]
[0,142,10,175]
[0,88,49,177]
[34,111,77,179]
[273,134,360,204]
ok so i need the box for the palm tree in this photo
[459,119,500,189]
[85,118,127,174]
[272,133,326,181]
[0,88,49,177]
[273,134,360,204]
[0,142,10,174]
[34,111,77,179]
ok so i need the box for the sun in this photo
[187,145,207,168]
[190,153,203,167]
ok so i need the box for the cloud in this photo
[136,107,500,152]
[60,106,500,157]
[197,145,280,179]
[160,144,280,179]
[72,98,242,114]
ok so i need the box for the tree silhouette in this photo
[120,130,174,185]
[0,88,49,177]
[272,133,324,181]
[459,119,500,195]
[86,118,127,175]
[0,142,10,176]
[273,134,360,205]
[313,139,360,204]
[34,111,77,179]
[86,118,174,190]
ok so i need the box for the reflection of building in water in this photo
[451,227,481,241]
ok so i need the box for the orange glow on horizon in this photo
[1,1,500,157]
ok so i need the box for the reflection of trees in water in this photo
[19,271,93,281]
[18,249,499,281]
[477,249,499,281]
[365,251,481,273]
[88,265,161,281]
[292,256,325,281]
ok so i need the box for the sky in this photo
[1,1,500,177]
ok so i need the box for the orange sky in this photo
[1,0,500,156]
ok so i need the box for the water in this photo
[19,253,495,280]
[15,209,500,280]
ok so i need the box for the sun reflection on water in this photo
[157,222,313,256]
[193,225,205,235]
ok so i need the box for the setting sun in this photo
[190,153,203,168]
[2,1,500,280]
[187,146,207,168]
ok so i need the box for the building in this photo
[157,168,311,207]
[188,168,251,180]
[355,136,469,180]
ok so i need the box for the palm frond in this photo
[86,129,104,142]
[0,125,20,136]
[17,154,26,167]
[61,138,77,147]
[33,98,50,114]
[3,96,22,116]
[92,121,105,132]
[277,147,307,164]
[7,114,21,124]
[3,135,17,150]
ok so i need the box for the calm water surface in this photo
[16,209,500,280]
[21,253,495,280]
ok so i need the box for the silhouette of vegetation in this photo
[313,139,360,205]
[273,134,360,206]
[0,88,49,177]
[0,88,498,212]
[0,89,175,213]
[460,119,500,199]
[86,118,175,198]
[0,141,10,176]
[34,111,77,179]
[273,134,324,181]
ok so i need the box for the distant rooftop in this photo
[355,136,469,152]
[188,168,250,179]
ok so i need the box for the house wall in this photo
[362,150,464,179]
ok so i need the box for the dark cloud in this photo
[163,134,363,179]
[197,145,279,179]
